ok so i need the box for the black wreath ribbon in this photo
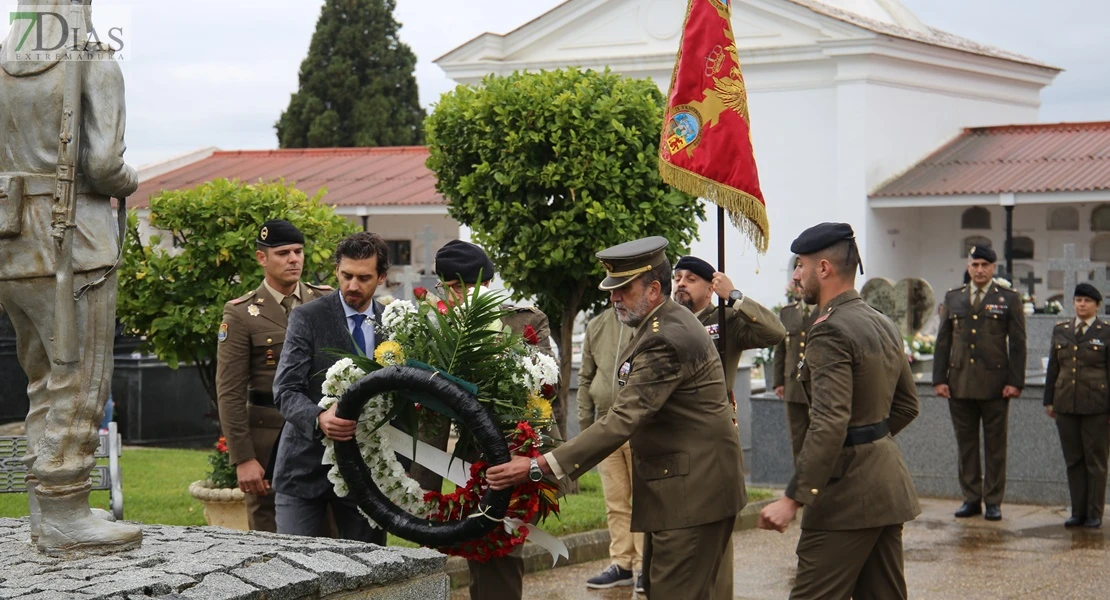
[334,365,513,547]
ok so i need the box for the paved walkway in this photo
[452,497,1110,599]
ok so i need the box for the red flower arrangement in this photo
[422,421,559,562]
[522,324,539,346]
[413,286,428,301]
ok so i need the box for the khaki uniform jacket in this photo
[786,290,921,530]
[773,302,818,405]
[501,305,554,358]
[577,308,634,432]
[693,298,785,390]
[552,298,745,532]
[215,281,331,466]
[1044,319,1110,415]
[933,282,1026,400]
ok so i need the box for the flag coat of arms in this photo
[659,0,768,252]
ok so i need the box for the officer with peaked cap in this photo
[1045,282,1110,528]
[671,254,783,600]
[215,219,332,532]
[758,222,920,600]
[933,243,1025,522]
[488,236,745,599]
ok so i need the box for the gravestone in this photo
[415,225,441,290]
[1047,243,1092,314]
[861,277,935,338]
[0,309,29,423]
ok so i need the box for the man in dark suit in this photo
[759,222,920,600]
[489,237,745,599]
[1044,283,1110,528]
[933,244,1026,521]
[272,231,391,542]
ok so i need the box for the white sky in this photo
[23,0,1106,168]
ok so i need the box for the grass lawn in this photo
[0,447,775,547]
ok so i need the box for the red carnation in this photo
[436,300,449,315]
[541,384,555,399]
[522,324,538,345]
[413,286,428,300]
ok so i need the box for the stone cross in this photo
[1090,266,1110,316]
[1048,244,1093,314]
[416,225,438,275]
[394,265,423,301]
[1018,272,1042,299]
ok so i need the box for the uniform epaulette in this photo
[812,305,835,326]
[306,282,333,292]
[947,285,967,294]
[1057,319,1070,326]
[230,290,256,305]
[512,305,540,314]
[996,285,1018,295]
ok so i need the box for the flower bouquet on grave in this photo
[1044,300,1063,315]
[317,283,565,563]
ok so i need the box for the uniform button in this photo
[973,315,978,320]
[799,353,805,359]
[800,342,805,348]
[663,469,669,475]
[801,331,806,337]
[267,338,273,344]
[574,464,580,469]
[970,358,976,364]
[970,344,975,349]
[1073,368,1077,373]
[811,488,819,495]
[1074,346,1079,351]
[971,329,976,335]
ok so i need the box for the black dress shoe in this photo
[954,502,981,518]
[984,504,1002,521]
[1083,518,1102,529]
[1065,516,1086,528]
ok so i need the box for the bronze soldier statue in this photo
[759,222,920,599]
[1044,283,1110,529]
[0,0,141,555]
[933,244,1026,521]
[215,219,331,532]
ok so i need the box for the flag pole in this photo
[717,206,727,374]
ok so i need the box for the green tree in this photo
[118,179,356,406]
[425,67,705,437]
[276,0,425,148]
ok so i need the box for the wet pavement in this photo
[451,497,1110,599]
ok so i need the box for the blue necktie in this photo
[350,314,367,355]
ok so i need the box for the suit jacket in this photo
[577,308,634,432]
[787,290,921,531]
[272,292,384,499]
[1044,318,1110,415]
[551,298,745,532]
[933,281,1026,399]
[693,297,785,392]
[773,302,818,405]
[216,281,330,466]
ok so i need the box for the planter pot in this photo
[910,355,934,379]
[188,480,248,530]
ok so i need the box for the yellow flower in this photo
[527,393,553,421]
[374,340,405,366]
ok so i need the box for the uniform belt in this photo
[843,420,889,447]
[248,390,275,407]
[0,173,92,196]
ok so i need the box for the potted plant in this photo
[188,437,248,530]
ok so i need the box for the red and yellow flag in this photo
[659,0,767,252]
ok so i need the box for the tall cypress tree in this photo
[276,0,425,147]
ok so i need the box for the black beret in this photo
[674,256,714,282]
[256,219,304,247]
[968,244,997,263]
[790,222,855,255]
[1075,283,1102,303]
[435,240,495,284]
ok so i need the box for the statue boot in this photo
[26,475,116,544]
[35,480,140,557]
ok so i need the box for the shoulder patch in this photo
[218,323,228,342]
[230,290,256,305]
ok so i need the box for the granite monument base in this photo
[0,518,448,599]
[752,379,1083,506]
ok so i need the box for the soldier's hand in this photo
[318,405,357,441]
[774,385,785,399]
[487,455,532,490]
[1002,385,1021,399]
[1045,405,1055,419]
[933,384,950,399]
[758,497,800,533]
[236,459,270,496]
[711,272,736,299]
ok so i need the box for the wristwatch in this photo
[528,457,544,482]
[726,289,744,307]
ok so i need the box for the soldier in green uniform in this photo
[773,279,818,460]
[672,254,783,600]
[933,244,1026,521]
[215,220,332,532]
[759,222,920,600]
[1044,283,1110,529]
[489,237,745,599]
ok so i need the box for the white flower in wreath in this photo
[381,300,418,335]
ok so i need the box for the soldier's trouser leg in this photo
[244,414,281,532]
[467,544,524,600]
[790,525,906,600]
[980,398,1009,505]
[1080,413,1110,520]
[0,272,141,555]
[642,515,734,600]
[598,441,642,571]
[948,398,983,502]
[786,402,811,462]
[1056,414,1088,518]
[711,533,735,600]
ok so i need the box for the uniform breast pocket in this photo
[638,452,690,480]
[250,331,286,366]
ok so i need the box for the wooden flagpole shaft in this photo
[717,206,728,377]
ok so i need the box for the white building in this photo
[436,0,1061,307]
